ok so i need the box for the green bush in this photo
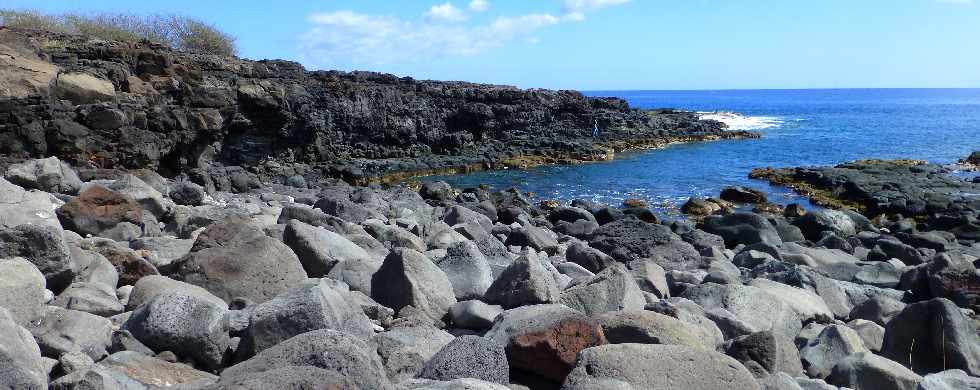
[0,9,237,56]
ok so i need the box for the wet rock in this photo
[241,278,375,357]
[5,157,82,195]
[372,248,457,321]
[881,298,980,376]
[419,335,509,384]
[827,351,922,390]
[562,344,759,390]
[721,186,768,204]
[123,291,230,371]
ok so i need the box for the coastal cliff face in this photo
[0,27,741,190]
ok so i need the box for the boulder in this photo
[364,220,427,252]
[168,181,207,206]
[129,237,194,273]
[78,238,159,287]
[171,236,308,304]
[52,282,124,317]
[827,351,922,390]
[848,295,906,326]
[5,157,82,194]
[565,242,615,273]
[0,307,48,389]
[681,282,801,341]
[484,304,604,381]
[282,219,373,277]
[372,323,454,380]
[97,351,218,387]
[449,300,503,330]
[561,344,760,390]
[71,246,118,288]
[0,177,63,232]
[847,319,885,352]
[507,222,560,254]
[444,205,494,231]
[242,278,375,357]
[721,186,768,203]
[559,264,645,316]
[483,252,560,308]
[435,240,494,300]
[628,259,670,298]
[749,278,834,323]
[881,298,980,376]
[420,335,509,384]
[589,218,701,269]
[371,248,457,321]
[123,291,230,371]
[702,212,783,248]
[54,72,116,104]
[57,185,143,236]
[103,175,172,219]
[795,210,858,242]
[125,275,227,311]
[325,254,382,296]
[727,330,805,378]
[596,310,705,349]
[0,224,76,292]
[799,324,870,379]
[918,369,980,390]
[420,181,453,201]
[218,329,391,390]
[0,257,47,326]
[31,306,113,360]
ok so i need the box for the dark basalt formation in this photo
[751,159,980,242]
[0,27,753,190]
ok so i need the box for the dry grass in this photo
[0,9,237,56]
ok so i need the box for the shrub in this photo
[0,9,237,56]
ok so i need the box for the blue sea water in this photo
[427,89,980,215]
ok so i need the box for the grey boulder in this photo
[282,219,373,277]
[123,291,230,371]
[483,251,560,308]
[31,306,113,360]
[435,240,494,300]
[419,335,509,384]
[372,248,457,321]
[561,343,760,390]
[881,298,980,376]
[0,257,47,326]
[827,351,922,390]
[4,157,82,195]
[559,263,645,316]
[0,307,48,390]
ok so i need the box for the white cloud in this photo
[426,3,467,22]
[469,0,490,12]
[300,1,630,69]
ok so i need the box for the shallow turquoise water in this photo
[427,89,980,214]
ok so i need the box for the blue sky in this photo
[4,0,979,90]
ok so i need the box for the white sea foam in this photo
[698,111,783,131]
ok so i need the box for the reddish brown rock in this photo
[505,318,606,382]
[82,240,159,287]
[57,185,142,236]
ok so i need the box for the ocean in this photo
[426,88,980,215]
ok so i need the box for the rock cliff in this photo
[0,27,751,191]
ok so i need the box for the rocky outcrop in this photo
[0,27,751,188]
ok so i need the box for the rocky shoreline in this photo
[0,27,751,189]
[1,151,979,390]
[2,26,979,390]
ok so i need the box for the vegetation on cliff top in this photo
[0,9,236,56]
